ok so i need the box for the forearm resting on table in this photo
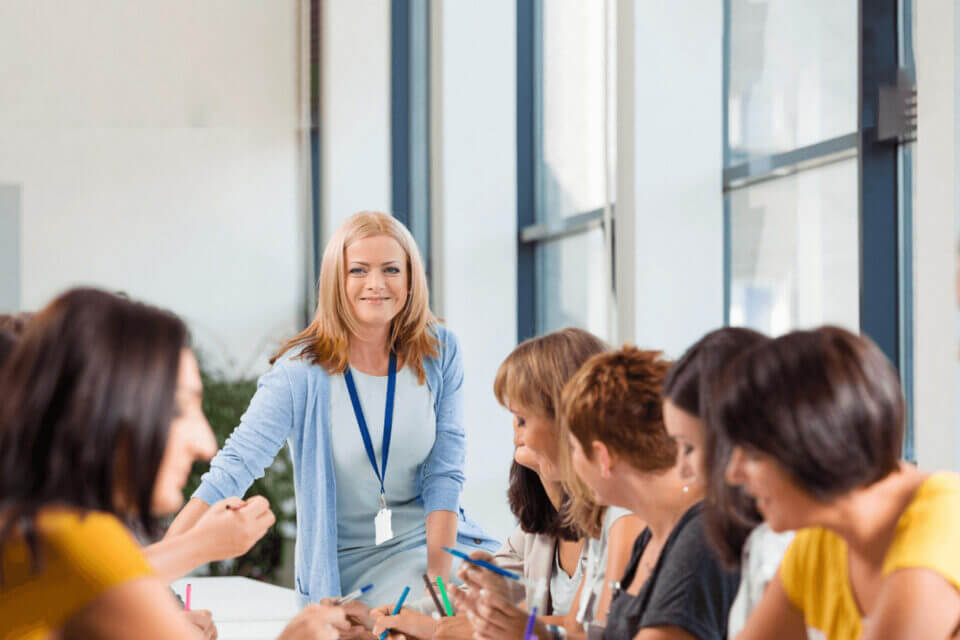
[426,509,458,580]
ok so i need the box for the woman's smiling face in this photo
[344,234,409,331]
[725,444,821,532]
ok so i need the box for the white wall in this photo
[433,0,518,541]
[321,0,391,238]
[617,0,725,355]
[914,0,959,470]
[0,0,307,379]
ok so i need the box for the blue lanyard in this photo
[343,354,397,499]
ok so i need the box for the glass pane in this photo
[728,158,859,335]
[727,0,857,165]
[539,0,615,221]
[536,227,609,339]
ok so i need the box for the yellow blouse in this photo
[779,472,960,640]
[0,510,153,640]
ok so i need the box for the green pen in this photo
[435,576,454,616]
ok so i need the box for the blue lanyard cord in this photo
[343,354,397,497]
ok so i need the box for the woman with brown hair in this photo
[370,328,641,640]
[561,346,738,640]
[716,327,960,640]
[660,327,791,638]
[446,330,644,640]
[0,288,349,639]
[167,212,495,607]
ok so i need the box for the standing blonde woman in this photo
[167,212,494,605]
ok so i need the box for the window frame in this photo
[391,0,433,287]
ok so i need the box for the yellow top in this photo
[779,472,960,640]
[0,509,153,640]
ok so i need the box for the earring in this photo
[682,485,689,494]
[601,465,609,478]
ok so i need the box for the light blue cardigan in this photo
[193,325,495,600]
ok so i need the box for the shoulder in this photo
[778,527,840,609]
[900,472,960,523]
[884,472,960,590]
[424,325,463,385]
[743,523,794,580]
[603,506,633,531]
[665,503,709,551]
[264,350,332,397]
[271,349,330,379]
[662,506,728,574]
[431,325,461,361]
[40,510,152,589]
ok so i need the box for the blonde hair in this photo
[272,211,439,382]
[494,328,610,538]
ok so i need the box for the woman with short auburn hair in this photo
[716,327,960,640]
[564,346,739,640]
[168,211,495,608]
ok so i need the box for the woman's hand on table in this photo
[193,496,276,561]
[432,615,474,640]
[277,603,350,640]
[184,609,217,640]
[370,606,437,640]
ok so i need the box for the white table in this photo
[172,577,302,640]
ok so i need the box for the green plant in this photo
[182,371,296,584]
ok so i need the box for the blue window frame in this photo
[391,0,432,287]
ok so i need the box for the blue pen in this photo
[443,546,522,581]
[379,585,410,640]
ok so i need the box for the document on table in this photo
[172,577,302,640]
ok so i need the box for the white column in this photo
[914,0,959,470]
[321,0,392,238]
[616,0,725,357]
[432,0,517,540]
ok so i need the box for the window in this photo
[517,0,616,341]
[724,0,917,457]
[724,0,860,334]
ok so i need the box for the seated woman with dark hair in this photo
[0,288,351,640]
[661,327,793,639]
[716,327,960,640]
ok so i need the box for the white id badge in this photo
[375,507,394,545]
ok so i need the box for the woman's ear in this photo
[592,440,613,479]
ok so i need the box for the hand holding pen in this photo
[372,586,411,640]
[452,549,520,603]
